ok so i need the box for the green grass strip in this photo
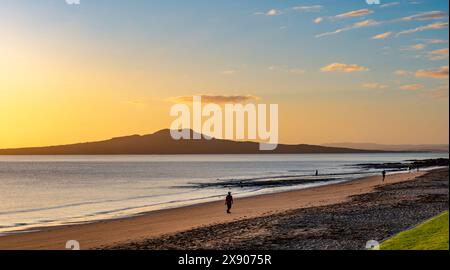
[381,211,449,250]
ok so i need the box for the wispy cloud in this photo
[422,39,448,44]
[401,43,426,50]
[316,19,379,38]
[266,9,281,16]
[426,84,449,100]
[255,9,281,16]
[431,48,449,55]
[428,48,449,61]
[380,2,400,8]
[415,66,449,79]
[362,83,389,89]
[372,31,392,40]
[256,5,323,17]
[314,8,374,26]
[400,11,448,21]
[400,84,424,90]
[396,22,449,36]
[334,9,373,19]
[314,17,323,24]
[394,70,411,76]
[319,10,448,39]
[168,95,260,104]
[293,5,323,12]
[321,63,369,73]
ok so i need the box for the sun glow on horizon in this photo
[0,0,448,149]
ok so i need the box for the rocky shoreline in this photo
[354,158,449,170]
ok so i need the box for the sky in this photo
[0,0,448,148]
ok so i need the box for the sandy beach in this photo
[125,168,447,250]
[0,169,438,250]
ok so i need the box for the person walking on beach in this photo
[225,192,233,214]
[315,170,319,176]
[382,170,386,182]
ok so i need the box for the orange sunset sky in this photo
[0,0,448,148]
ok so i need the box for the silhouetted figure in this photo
[417,165,420,172]
[225,192,234,214]
[315,170,319,176]
[382,170,386,182]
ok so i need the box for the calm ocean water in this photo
[0,153,448,234]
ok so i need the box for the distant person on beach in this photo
[382,170,386,182]
[315,170,319,176]
[225,192,233,214]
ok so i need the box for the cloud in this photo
[334,9,373,19]
[293,5,323,12]
[380,2,400,8]
[168,95,260,104]
[423,39,448,44]
[255,9,281,16]
[429,55,449,61]
[321,63,369,73]
[411,43,426,50]
[314,17,324,24]
[394,70,411,76]
[316,19,379,38]
[428,48,449,61]
[354,20,378,27]
[401,43,426,50]
[266,9,281,16]
[415,66,449,79]
[396,22,449,36]
[400,84,424,90]
[431,48,449,55]
[372,31,392,40]
[362,83,389,89]
[400,11,448,21]
[426,84,449,100]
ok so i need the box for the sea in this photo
[0,153,448,235]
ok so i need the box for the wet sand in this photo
[0,170,431,250]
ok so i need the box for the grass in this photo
[381,211,449,250]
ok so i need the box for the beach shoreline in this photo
[0,169,436,250]
[118,168,447,250]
